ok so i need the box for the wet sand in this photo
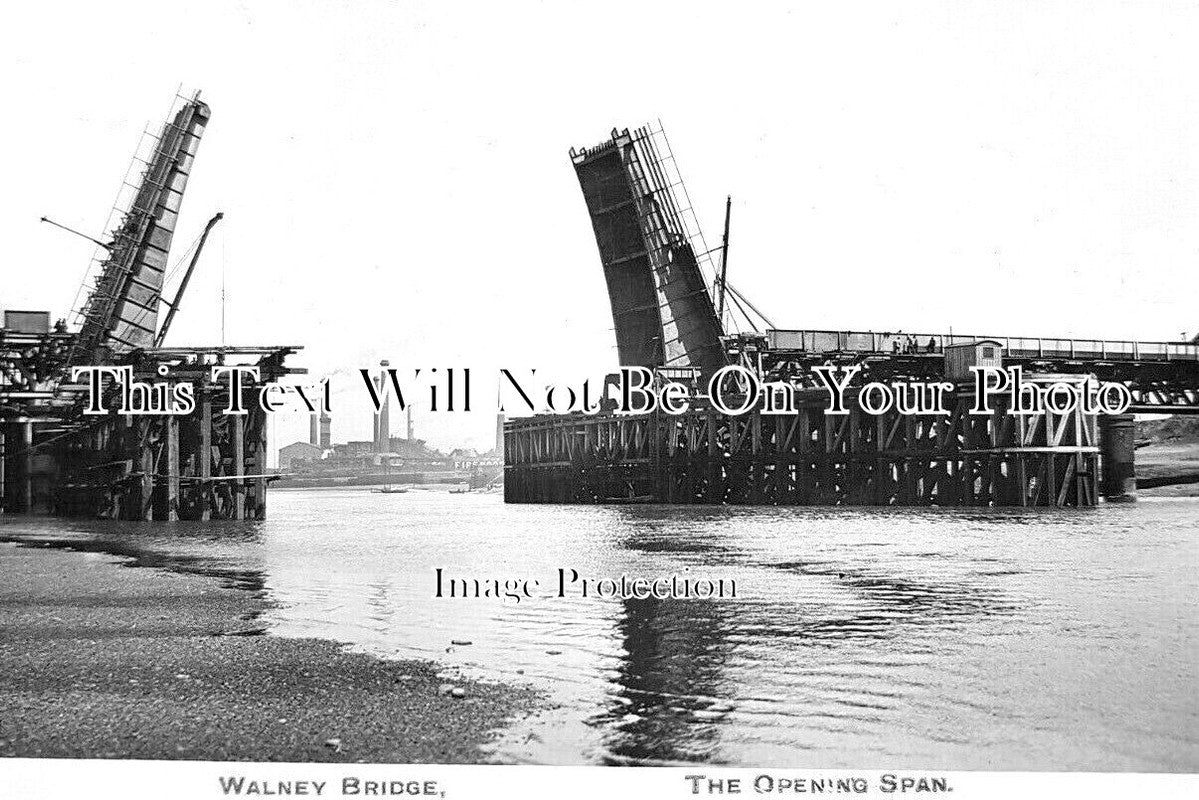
[1137,442,1199,498]
[0,542,538,762]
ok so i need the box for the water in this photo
[3,490,1197,769]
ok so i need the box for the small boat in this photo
[373,459,408,493]
[604,482,654,504]
[449,487,469,494]
[604,494,654,504]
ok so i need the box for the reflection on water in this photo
[3,490,1197,769]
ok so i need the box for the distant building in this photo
[309,412,332,449]
[374,436,452,470]
[276,430,496,487]
[279,441,323,471]
[335,440,375,458]
[319,412,331,448]
[372,360,391,454]
[387,436,443,459]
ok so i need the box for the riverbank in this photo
[0,541,538,762]
[1136,442,1199,497]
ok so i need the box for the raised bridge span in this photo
[566,124,1199,414]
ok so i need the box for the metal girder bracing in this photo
[571,126,725,371]
[503,381,1099,507]
[70,94,211,366]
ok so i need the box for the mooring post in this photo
[1099,413,1137,502]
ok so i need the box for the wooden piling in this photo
[199,390,212,521]
[21,422,33,513]
[166,415,180,520]
[138,418,153,520]
[232,414,245,520]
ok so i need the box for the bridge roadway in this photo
[756,329,1199,415]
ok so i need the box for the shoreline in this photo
[1135,442,1199,497]
[0,540,538,762]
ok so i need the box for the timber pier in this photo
[1,92,301,520]
[505,369,1126,508]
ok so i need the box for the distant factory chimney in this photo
[319,410,331,449]
[309,413,320,446]
[373,359,390,454]
[406,403,414,440]
[495,412,505,460]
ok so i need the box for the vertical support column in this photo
[707,408,719,503]
[166,415,180,521]
[138,418,153,520]
[255,411,268,520]
[232,415,245,520]
[874,414,889,504]
[1099,413,1136,502]
[21,422,33,513]
[797,407,810,503]
[116,417,132,519]
[902,416,916,504]
[0,427,6,512]
[199,390,211,521]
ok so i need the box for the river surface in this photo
[3,490,1197,769]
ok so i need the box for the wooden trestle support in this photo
[33,347,298,521]
[504,384,1099,507]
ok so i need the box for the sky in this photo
[2,1,1198,459]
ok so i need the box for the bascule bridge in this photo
[504,125,1199,507]
[1,92,300,520]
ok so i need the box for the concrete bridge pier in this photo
[1099,413,1137,502]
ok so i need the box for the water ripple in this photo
[3,490,1197,770]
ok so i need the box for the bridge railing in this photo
[766,330,1199,362]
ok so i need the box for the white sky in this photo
[2,1,1198,457]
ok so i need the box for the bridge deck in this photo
[766,329,1199,364]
